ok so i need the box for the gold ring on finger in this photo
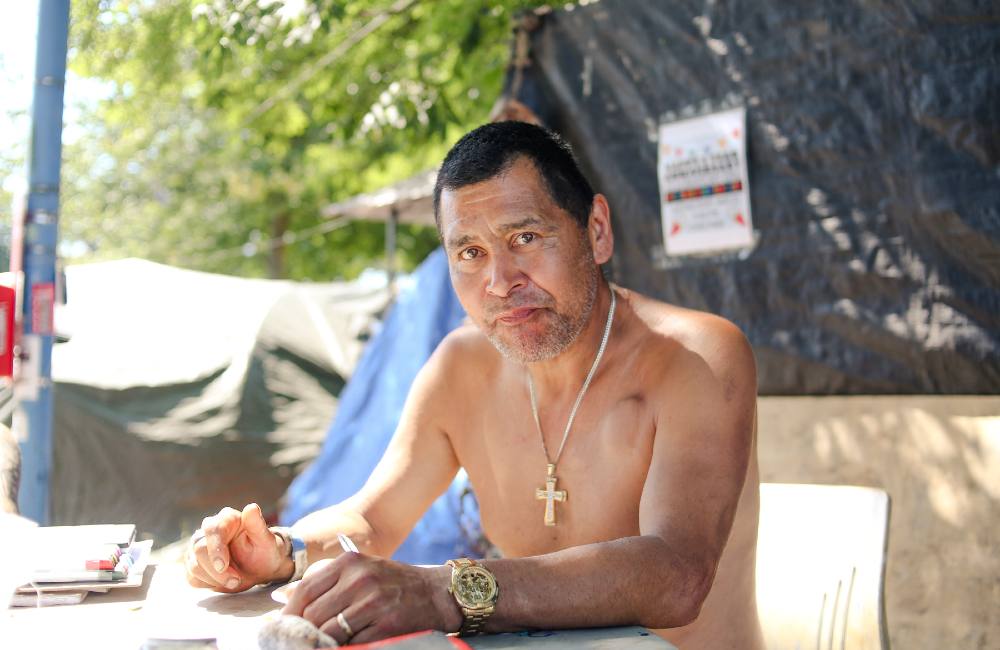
[336,611,354,639]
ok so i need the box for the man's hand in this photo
[281,552,462,645]
[185,502,291,592]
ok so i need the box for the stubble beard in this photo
[482,263,600,364]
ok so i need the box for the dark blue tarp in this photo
[281,248,481,563]
[508,0,1000,393]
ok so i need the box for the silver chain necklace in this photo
[529,286,616,526]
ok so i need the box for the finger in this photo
[186,573,215,589]
[185,539,221,587]
[282,558,341,618]
[320,597,381,646]
[200,509,249,591]
[348,623,388,646]
[316,614,351,647]
[186,542,244,591]
[301,580,352,633]
[184,549,217,589]
[240,502,274,546]
[202,507,242,576]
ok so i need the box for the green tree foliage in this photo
[0,45,31,270]
[63,0,539,279]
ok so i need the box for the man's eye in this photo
[514,233,535,246]
[460,248,481,261]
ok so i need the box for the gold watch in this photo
[446,558,499,636]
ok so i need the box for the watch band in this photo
[458,607,492,636]
[447,558,498,637]
[270,526,308,583]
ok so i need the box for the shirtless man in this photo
[186,121,764,649]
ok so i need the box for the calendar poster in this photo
[657,107,754,255]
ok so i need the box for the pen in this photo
[338,533,359,554]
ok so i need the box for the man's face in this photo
[439,157,599,363]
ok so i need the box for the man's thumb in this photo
[241,502,274,546]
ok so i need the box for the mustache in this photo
[483,291,555,320]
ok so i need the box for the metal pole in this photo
[386,207,398,295]
[16,0,70,523]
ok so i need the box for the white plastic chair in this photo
[756,483,891,650]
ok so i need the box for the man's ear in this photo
[587,194,614,265]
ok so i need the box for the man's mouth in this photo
[495,307,540,324]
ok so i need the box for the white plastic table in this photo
[5,563,673,649]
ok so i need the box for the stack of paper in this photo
[12,523,153,606]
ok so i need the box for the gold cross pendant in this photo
[535,463,567,526]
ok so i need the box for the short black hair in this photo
[433,121,595,232]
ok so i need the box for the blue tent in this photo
[281,248,483,563]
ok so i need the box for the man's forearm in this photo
[479,535,713,632]
[289,498,385,565]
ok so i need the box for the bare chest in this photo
[449,384,657,557]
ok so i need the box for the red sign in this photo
[31,283,55,335]
[0,286,14,376]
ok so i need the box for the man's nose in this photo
[485,252,525,298]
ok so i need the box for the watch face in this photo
[454,565,498,608]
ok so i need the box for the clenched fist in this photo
[185,503,292,592]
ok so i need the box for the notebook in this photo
[21,524,140,584]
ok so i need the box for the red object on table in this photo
[332,629,472,649]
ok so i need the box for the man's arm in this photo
[479,318,757,631]
[281,318,756,644]
[288,337,463,562]
[187,335,462,590]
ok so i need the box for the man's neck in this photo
[525,280,616,402]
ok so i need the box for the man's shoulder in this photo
[437,321,497,359]
[425,321,502,380]
[406,324,499,416]
[624,288,749,357]
[620,289,757,438]
[620,288,755,390]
